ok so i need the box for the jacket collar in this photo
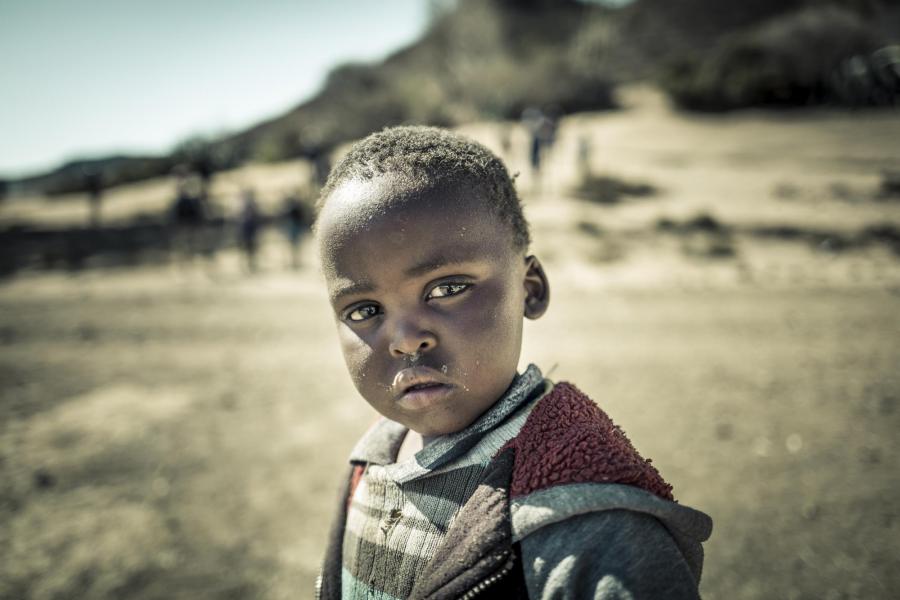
[349,364,545,474]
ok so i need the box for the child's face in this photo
[317,176,549,436]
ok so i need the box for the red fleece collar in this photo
[500,382,675,501]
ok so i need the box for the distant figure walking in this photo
[577,134,593,178]
[522,107,544,177]
[521,107,559,192]
[170,174,205,264]
[281,192,306,270]
[83,169,104,228]
[238,189,261,272]
[498,123,513,160]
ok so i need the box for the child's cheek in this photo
[338,328,374,378]
[465,284,521,337]
[465,290,524,375]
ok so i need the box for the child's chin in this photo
[410,416,474,438]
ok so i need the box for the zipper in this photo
[314,571,323,600]
[458,551,516,600]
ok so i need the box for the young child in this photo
[314,126,712,599]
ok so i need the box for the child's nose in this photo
[388,321,437,358]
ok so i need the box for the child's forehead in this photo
[317,175,516,279]
[318,174,499,238]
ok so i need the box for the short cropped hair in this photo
[317,126,530,250]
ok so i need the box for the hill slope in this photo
[5,0,896,197]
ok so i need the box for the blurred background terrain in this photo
[1,0,899,598]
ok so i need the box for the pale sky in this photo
[0,0,427,177]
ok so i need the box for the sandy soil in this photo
[2,88,899,599]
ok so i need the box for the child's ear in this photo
[523,255,550,320]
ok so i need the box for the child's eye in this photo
[427,283,470,300]
[345,304,381,322]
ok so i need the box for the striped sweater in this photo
[340,365,548,599]
[325,365,713,599]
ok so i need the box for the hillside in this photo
[4,0,897,197]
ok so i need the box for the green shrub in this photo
[659,6,887,110]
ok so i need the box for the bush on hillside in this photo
[40,157,178,197]
[659,6,890,110]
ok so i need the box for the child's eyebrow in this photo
[330,281,375,303]
[330,251,483,303]
[404,250,482,279]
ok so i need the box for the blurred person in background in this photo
[238,188,261,272]
[83,168,104,228]
[170,170,206,266]
[521,106,559,192]
[281,190,307,270]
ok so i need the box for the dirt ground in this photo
[2,88,899,599]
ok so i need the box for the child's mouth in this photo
[407,382,444,392]
[393,367,455,410]
[398,382,453,410]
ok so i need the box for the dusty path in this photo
[1,264,897,599]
